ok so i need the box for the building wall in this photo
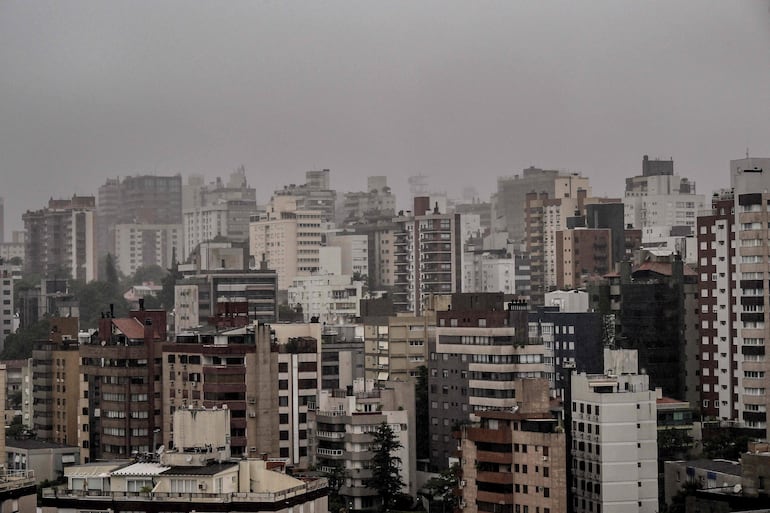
[571,368,658,513]
[114,223,182,276]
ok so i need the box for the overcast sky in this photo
[1,1,769,234]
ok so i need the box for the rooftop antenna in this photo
[746,147,750,159]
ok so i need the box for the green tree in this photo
[415,365,429,460]
[129,264,167,287]
[323,463,348,513]
[159,257,182,311]
[1,318,50,359]
[423,464,460,513]
[70,280,129,330]
[104,253,120,293]
[702,430,750,460]
[366,422,405,513]
[658,428,693,461]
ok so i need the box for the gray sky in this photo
[1,1,769,234]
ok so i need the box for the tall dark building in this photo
[590,256,699,403]
[80,306,167,461]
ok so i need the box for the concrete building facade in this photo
[113,223,182,276]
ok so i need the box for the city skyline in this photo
[2,1,770,232]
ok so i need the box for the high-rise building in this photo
[393,197,463,315]
[704,157,770,438]
[309,378,415,512]
[494,167,589,247]
[428,295,552,469]
[570,350,658,513]
[96,174,183,264]
[182,168,257,261]
[162,322,280,459]
[0,262,21,351]
[339,176,396,226]
[113,223,182,276]
[554,227,612,290]
[273,169,336,223]
[589,256,699,404]
[31,317,80,445]
[460,379,568,513]
[249,196,322,290]
[79,307,167,461]
[697,189,737,422]
[462,249,517,295]
[287,274,364,324]
[624,155,705,250]
[174,269,278,333]
[23,196,96,282]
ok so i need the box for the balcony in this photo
[317,448,344,457]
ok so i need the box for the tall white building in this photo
[249,196,323,290]
[0,263,21,351]
[570,350,658,513]
[113,223,182,276]
[287,274,364,324]
[624,155,705,243]
[462,250,516,294]
[182,168,257,261]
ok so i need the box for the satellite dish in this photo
[733,484,742,494]
[101,340,106,346]
[185,455,193,463]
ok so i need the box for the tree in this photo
[423,464,460,513]
[323,463,348,513]
[103,253,120,293]
[658,428,693,461]
[1,318,50,360]
[159,256,182,311]
[70,280,129,330]
[129,264,167,287]
[366,422,405,513]
[415,365,430,460]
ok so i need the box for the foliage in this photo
[366,422,406,513]
[415,365,429,460]
[103,253,120,291]
[658,428,694,461]
[702,430,751,460]
[127,264,167,288]
[7,256,22,266]
[0,318,50,359]
[70,279,129,330]
[423,464,460,511]
[323,463,348,513]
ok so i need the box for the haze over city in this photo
[2,0,770,233]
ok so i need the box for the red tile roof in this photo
[112,318,146,340]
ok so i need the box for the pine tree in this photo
[366,422,405,513]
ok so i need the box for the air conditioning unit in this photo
[459,480,466,488]
[249,412,256,418]
[249,447,257,452]
[199,483,207,490]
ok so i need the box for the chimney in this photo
[138,298,145,311]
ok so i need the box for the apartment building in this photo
[460,379,567,513]
[722,157,770,438]
[392,197,463,314]
[462,249,517,295]
[493,167,590,247]
[624,155,705,245]
[0,262,20,351]
[162,322,279,459]
[249,196,323,290]
[174,269,277,333]
[287,274,364,324]
[697,189,737,422]
[79,307,167,461]
[113,222,182,276]
[554,228,612,290]
[428,294,552,469]
[273,169,337,222]
[570,350,658,513]
[363,312,434,383]
[23,195,96,281]
[182,168,257,260]
[31,317,80,446]
[325,231,370,277]
[589,256,699,404]
[96,174,183,261]
[339,175,396,226]
[309,379,415,512]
